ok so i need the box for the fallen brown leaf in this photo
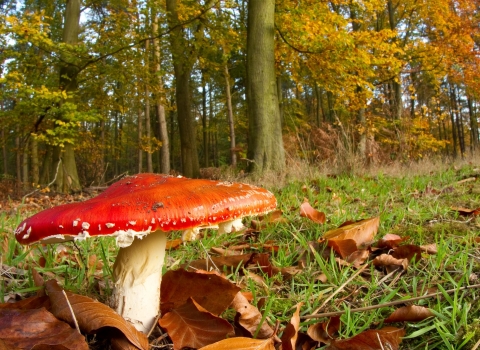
[281,302,303,350]
[300,201,326,224]
[372,254,409,273]
[45,279,148,350]
[199,337,275,350]
[326,327,405,349]
[161,269,240,316]
[231,292,274,339]
[0,308,88,350]
[159,298,234,350]
[307,316,341,344]
[385,305,434,323]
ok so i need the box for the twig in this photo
[301,283,480,320]
[62,290,81,333]
[311,263,369,315]
[147,312,162,338]
[22,159,62,200]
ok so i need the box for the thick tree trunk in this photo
[152,12,170,174]
[246,0,285,173]
[166,0,200,178]
[51,0,81,192]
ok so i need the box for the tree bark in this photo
[144,38,153,173]
[224,64,237,167]
[152,10,170,174]
[51,0,82,192]
[166,0,200,178]
[138,107,143,173]
[246,0,285,173]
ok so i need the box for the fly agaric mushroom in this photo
[14,174,277,333]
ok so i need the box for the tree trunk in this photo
[1,127,7,175]
[52,0,82,192]
[138,107,143,173]
[166,0,200,178]
[202,73,209,168]
[468,96,478,151]
[246,0,285,173]
[224,64,237,167]
[152,11,170,174]
[31,136,39,186]
[144,39,153,173]
[387,0,403,120]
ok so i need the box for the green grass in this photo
[1,163,480,349]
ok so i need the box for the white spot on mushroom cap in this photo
[106,223,115,228]
[59,225,64,229]
[15,222,26,235]
[82,222,90,230]
[129,221,136,226]
[22,226,32,240]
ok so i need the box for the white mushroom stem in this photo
[112,232,167,333]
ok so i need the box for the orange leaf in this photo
[323,217,379,245]
[376,234,409,249]
[231,292,274,339]
[45,280,148,350]
[385,305,434,323]
[159,298,234,350]
[372,254,409,273]
[199,337,275,350]
[326,327,405,349]
[300,201,326,224]
[307,316,341,344]
[161,269,240,316]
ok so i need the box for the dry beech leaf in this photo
[159,297,234,350]
[419,243,437,254]
[376,234,409,249]
[281,302,303,350]
[45,279,148,350]
[161,269,240,316]
[0,308,88,350]
[451,206,480,216]
[327,239,358,259]
[322,217,379,249]
[231,292,274,339]
[199,337,275,350]
[300,201,326,224]
[0,295,50,311]
[391,244,423,262]
[385,305,434,323]
[326,327,405,350]
[307,316,341,344]
[372,254,409,273]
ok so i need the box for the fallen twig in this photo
[301,283,480,320]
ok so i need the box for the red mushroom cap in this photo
[15,174,277,246]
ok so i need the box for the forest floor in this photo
[1,159,480,349]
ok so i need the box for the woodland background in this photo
[0,0,479,193]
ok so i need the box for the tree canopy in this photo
[0,0,479,190]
